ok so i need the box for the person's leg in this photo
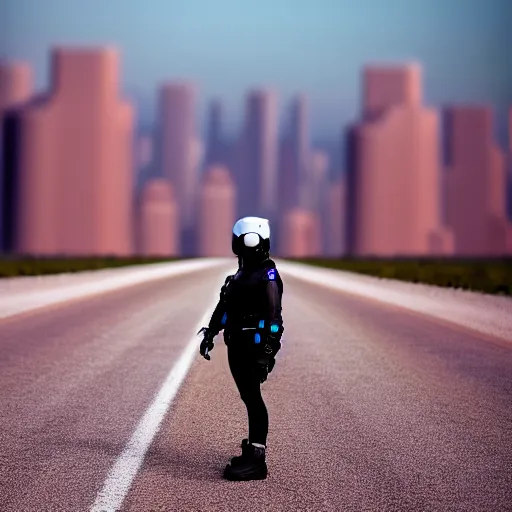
[227,345,268,446]
[225,345,268,479]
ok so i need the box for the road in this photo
[0,263,511,512]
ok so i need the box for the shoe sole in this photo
[223,464,268,481]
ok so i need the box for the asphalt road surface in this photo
[1,264,511,512]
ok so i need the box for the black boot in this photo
[230,438,250,466]
[224,443,267,481]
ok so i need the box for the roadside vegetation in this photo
[287,257,512,296]
[2,255,511,296]
[0,256,183,278]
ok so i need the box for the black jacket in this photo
[207,258,284,351]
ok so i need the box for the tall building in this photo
[197,164,236,257]
[289,95,310,210]
[345,63,453,256]
[3,47,135,255]
[363,63,422,119]
[204,99,225,167]
[183,136,203,241]
[0,61,33,250]
[0,61,33,111]
[157,82,197,253]
[305,149,329,213]
[324,178,346,256]
[278,207,321,258]
[134,133,154,189]
[277,138,294,218]
[239,89,278,224]
[444,106,512,255]
[138,178,178,256]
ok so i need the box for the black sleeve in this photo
[207,275,233,335]
[264,271,284,333]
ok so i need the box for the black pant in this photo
[227,342,269,446]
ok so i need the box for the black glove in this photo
[255,357,271,383]
[254,330,281,383]
[261,336,281,360]
[198,327,215,360]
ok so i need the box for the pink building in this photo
[304,149,329,213]
[363,63,422,119]
[239,89,278,224]
[0,61,33,111]
[348,63,453,256]
[289,95,310,210]
[324,178,346,256]
[277,138,294,217]
[138,178,178,256]
[445,106,512,255]
[157,82,197,243]
[197,165,236,257]
[12,47,135,256]
[185,137,203,233]
[278,207,322,258]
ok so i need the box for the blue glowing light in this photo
[270,324,279,333]
[258,320,265,328]
[254,333,261,344]
[267,269,276,280]
[221,312,227,325]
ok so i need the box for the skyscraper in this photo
[363,63,422,119]
[445,106,512,254]
[0,61,33,111]
[157,82,197,253]
[346,63,453,256]
[289,94,310,210]
[277,138,294,218]
[0,61,33,250]
[204,99,225,167]
[4,47,135,255]
[197,164,236,257]
[183,136,203,244]
[239,89,278,224]
[305,149,329,213]
[138,178,178,256]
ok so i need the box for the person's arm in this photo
[254,269,284,380]
[264,274,284,349]
[207,274,233,334]
[198,275,233,360]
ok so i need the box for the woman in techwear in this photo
[198,216,284,481]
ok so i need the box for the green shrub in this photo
[286,257,512,296]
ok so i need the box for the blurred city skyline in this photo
[1,1,511,259]
[1,48,511,258]
[1,0,511,143]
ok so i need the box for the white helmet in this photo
[232,216,271,259]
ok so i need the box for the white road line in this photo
[90,274,226,512]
